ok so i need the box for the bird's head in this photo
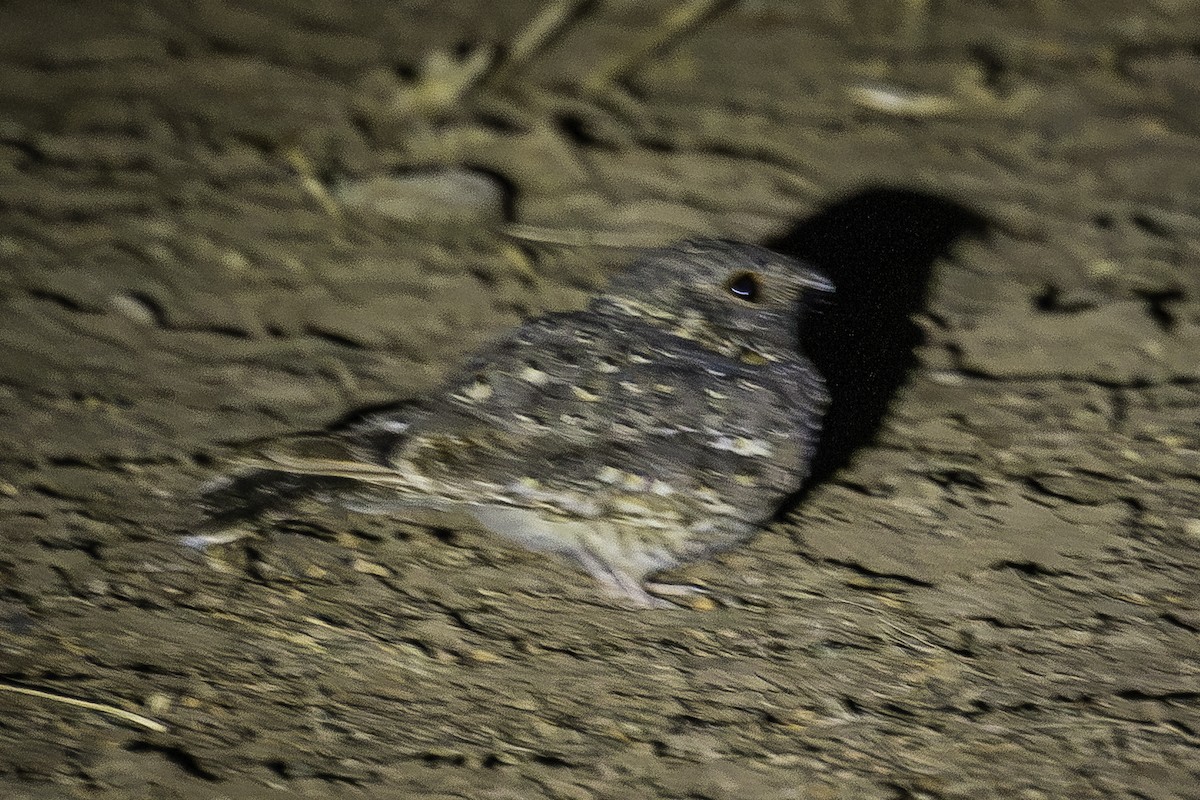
[595,238,832,363]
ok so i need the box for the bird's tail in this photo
[183,468,362,548]
[183,410,416,548]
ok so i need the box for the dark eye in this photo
[726,271,762,302]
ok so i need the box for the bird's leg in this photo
[571,549,677,609]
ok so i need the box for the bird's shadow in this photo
[768,187,986,492]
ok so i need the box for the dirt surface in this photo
[2,1,1199,798]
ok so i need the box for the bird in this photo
[190,238,832,608]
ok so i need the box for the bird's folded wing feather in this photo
[385,311,828,524]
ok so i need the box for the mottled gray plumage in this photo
[195,239,831,607]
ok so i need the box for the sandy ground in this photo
[1,1,1198,798]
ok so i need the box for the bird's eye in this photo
[726,271,762,302]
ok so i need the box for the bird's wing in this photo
[191,401,433,536]
[388,311,828,527]
[214,401,429,486]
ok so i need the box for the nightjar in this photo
[192,239,831,607]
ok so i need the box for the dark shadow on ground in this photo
[769,188,987,485]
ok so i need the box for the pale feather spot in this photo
[650,480,675,496]
[457,378,492,403]
[621,473,648,492]
[572,386,601,401]
[596,465,622,483]
[519,366,550,385]
[611,496,655,517]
